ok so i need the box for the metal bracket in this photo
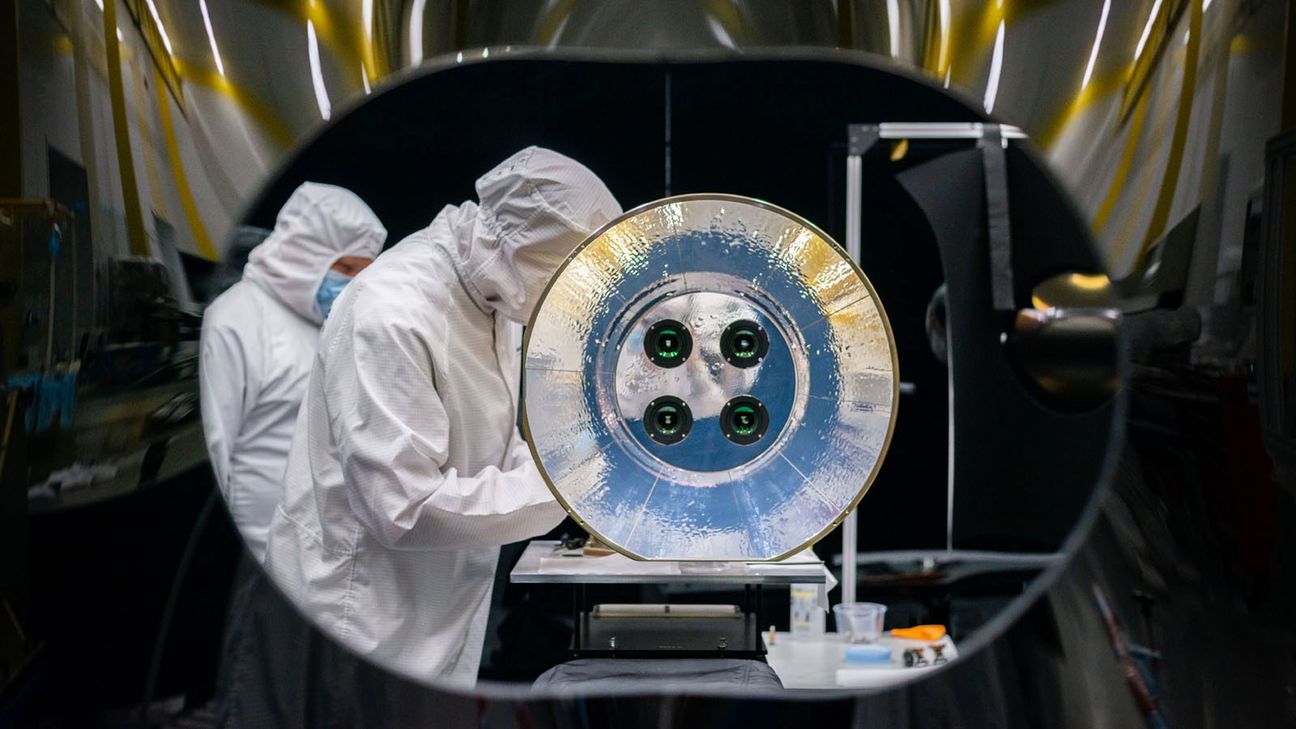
[847,124,880,156]
[840,121,1023,599]
[847,124,1019,312]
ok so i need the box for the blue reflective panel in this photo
[524,196,897,560]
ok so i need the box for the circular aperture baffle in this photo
[720,396,769,445]
[721,320,770,368]
[643,319,692,368]
[643,396,693,445]
[522,195,898,560]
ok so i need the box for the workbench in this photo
[510,540,829,584]
[762,631,960,689]
[510,540,827,656]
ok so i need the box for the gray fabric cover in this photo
[214,554,361,728]
[533,658,783,692]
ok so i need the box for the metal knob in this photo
[1009,272,1122,411]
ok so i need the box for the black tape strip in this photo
[979,125,1015,311]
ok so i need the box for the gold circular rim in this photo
[520,193,901,562]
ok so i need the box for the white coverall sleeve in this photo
[505,428,540,471]
[327,307,566,551]
[199,321,250,495]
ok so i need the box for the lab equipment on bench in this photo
[509,540,827,657]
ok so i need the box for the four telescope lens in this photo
[641,318,772,446]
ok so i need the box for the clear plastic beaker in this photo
[833,602,887,643]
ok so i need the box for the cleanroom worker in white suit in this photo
[200,182,386,560]
[200,182,385,728]
[262,147,622,685]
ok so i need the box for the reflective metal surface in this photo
[6,0,1284,378]
[1010,306,1122,410]
[524,195,897,560]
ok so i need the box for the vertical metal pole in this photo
[663,71,672,197]
[572,583,585,654]
[947,341,956,551]
[46,222,56,371]
[842,150,863,606]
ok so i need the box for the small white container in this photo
[789,584,826,637]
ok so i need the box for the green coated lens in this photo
[720,396,767,445]
[731,405,757,435]
[655,328,681,359]
[732,330,757,358]
[655,405,681,434]
[721,320,768,368]
[645,320,691,368]
[644,395,692,444]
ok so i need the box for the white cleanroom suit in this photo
[262,147,622,685]
[200,182,386,561]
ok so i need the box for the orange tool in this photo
[891,625,947,641]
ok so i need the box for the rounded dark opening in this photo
[720,396,769,445]
[644,396,693,444]
[721,319,769,368]
[645,320,692,368]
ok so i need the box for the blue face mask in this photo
[315,270,353,320]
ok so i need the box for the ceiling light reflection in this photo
[1081,0,1111,90]
[307,19,331,120]
[938,0,951,74]
[886,0,900,58]
[984,21,1005,113]
[199,0,224,76]
[143,0,173,55]
[1134,0,1163,60]
[409,0,426,65]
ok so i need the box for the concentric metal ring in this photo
[522,194,899,560]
